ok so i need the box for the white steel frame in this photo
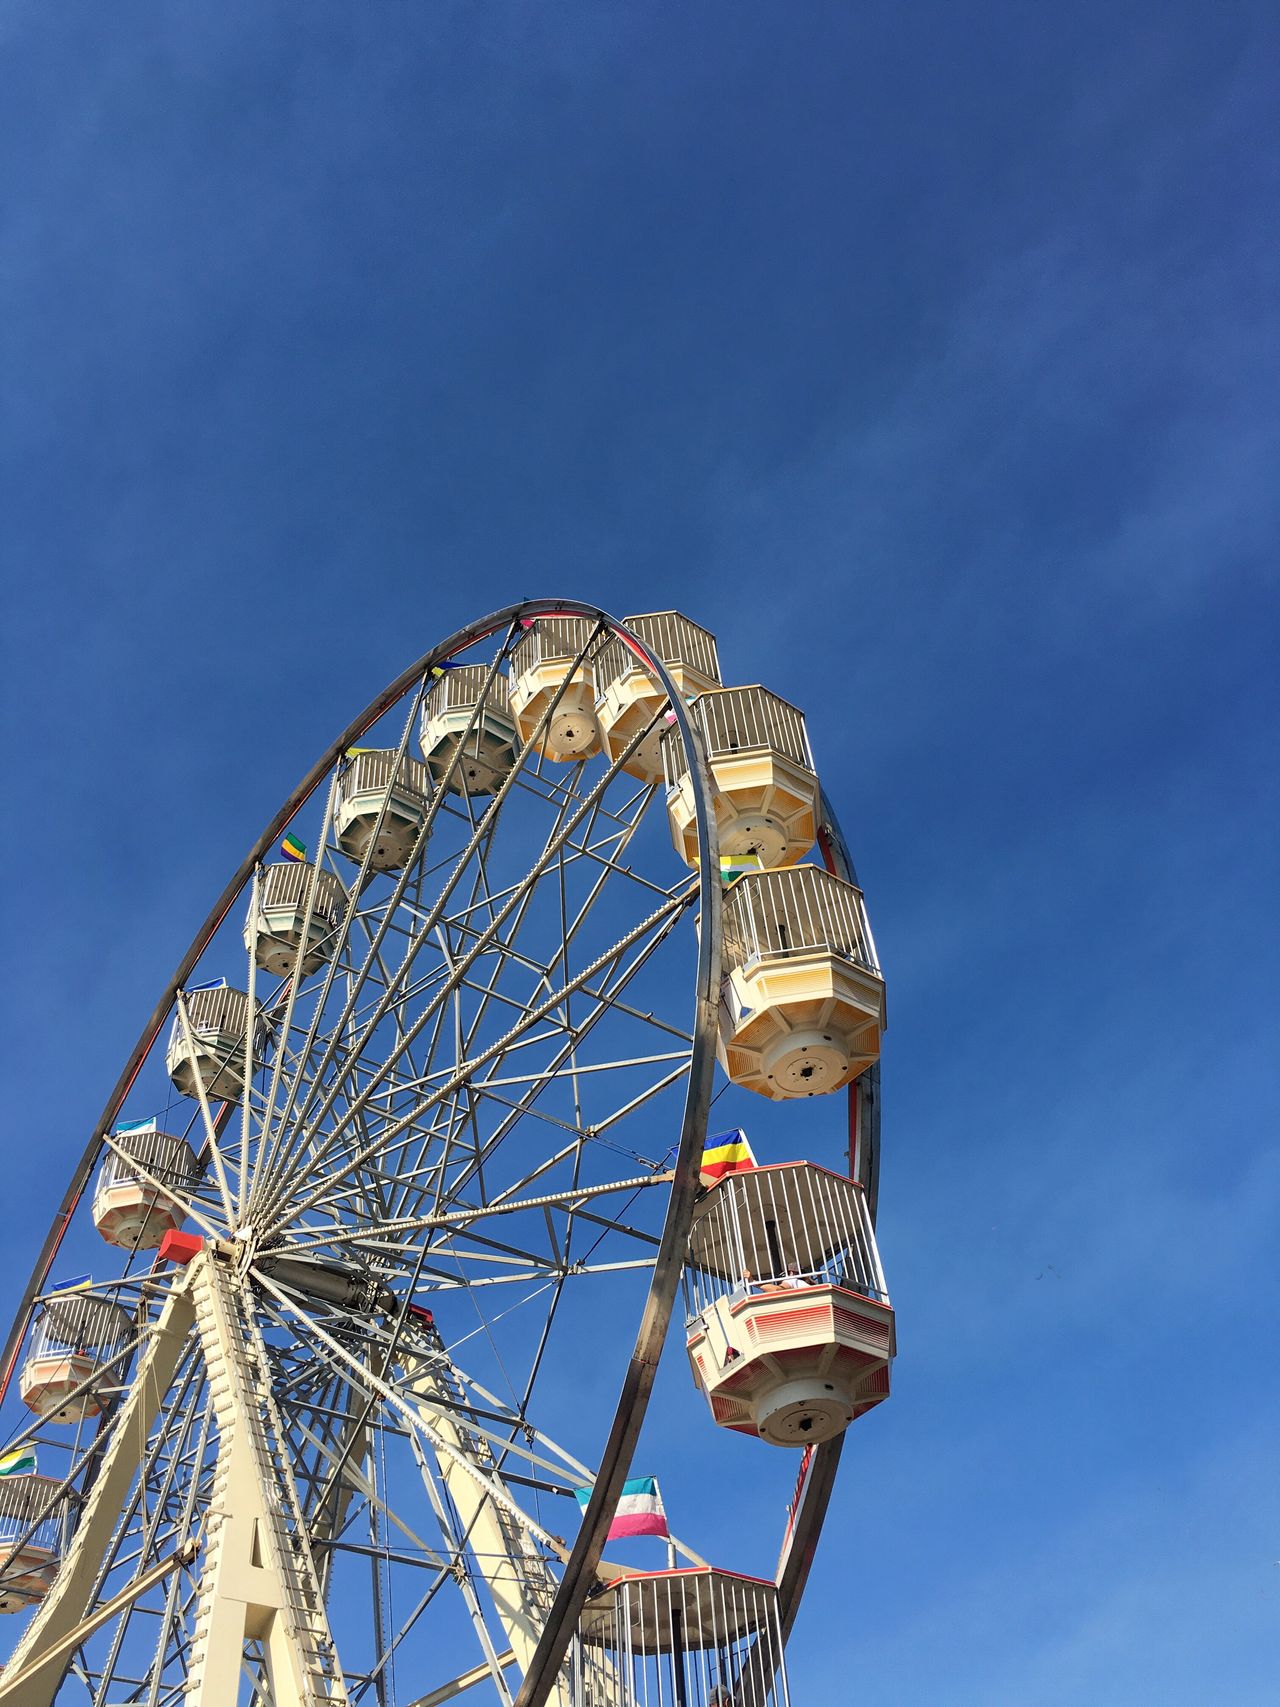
[0,603,724,1707]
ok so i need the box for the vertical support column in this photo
[403,1347,560,1694]
[0,1285,195,1707]
[400,1346,605,1707]
[186,1251,347,1707]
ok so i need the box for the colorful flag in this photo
[281,832,307,863]
[50,1274,93,1295]
[699,1130,757,1188]
[428,662,461,679]
[0,1445,36,1478]
[719,853,763,885]
[576,1476,669,1541]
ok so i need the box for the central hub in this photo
[230,1227,259,1276]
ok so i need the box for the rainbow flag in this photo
[699,1130,757,1187]
[281,833,307,863]
[0,1445,36,1478]
[576,1476,668,1541]
[719,853,763,885]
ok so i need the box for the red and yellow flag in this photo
[699,1129,757,1187]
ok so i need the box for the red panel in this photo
[157,1230,205,1266]
[833,1305,892,1347]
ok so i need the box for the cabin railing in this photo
[684,1166,888,1322]
[594,611,721,693]
[663,685,813,784]
[721,866,881,977]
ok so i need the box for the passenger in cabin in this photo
[778,1263,805,1289]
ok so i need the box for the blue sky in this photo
[3,3,1278,1701]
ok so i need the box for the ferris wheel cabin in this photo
[594,612,722,783]
[0,1476,63,1614]
[418,664,518,796]
[332,748,431,872]
[508,617,603,761]
[243,861,347,978]
[92,1121,197,1251]
[575,1567,790,1707]
[19,1294,133,1425]
[718,865,884,1099]
[664,686,818,871]
[684,1162,894,1445]
[165,980,263,1103]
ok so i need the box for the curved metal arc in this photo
[776,785,883,1643]
[815,785,880,1217]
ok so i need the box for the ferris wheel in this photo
[0,602,892,1707]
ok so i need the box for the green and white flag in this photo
[0,1444,36,1477]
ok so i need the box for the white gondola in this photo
[594,612,722,783]
[243,860,348,978]
[718,866,885,1099]
[664,686,818,869]
[19,1293,133,1425]
[507,618,603,761]
[92,1120,197,1251]
[332,748,432,872]
[0,1475,63,1613]
[575,1566,791,1707]
[164,979,263,1103]
[684,1162,894,1445]
[419,665,518,796]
